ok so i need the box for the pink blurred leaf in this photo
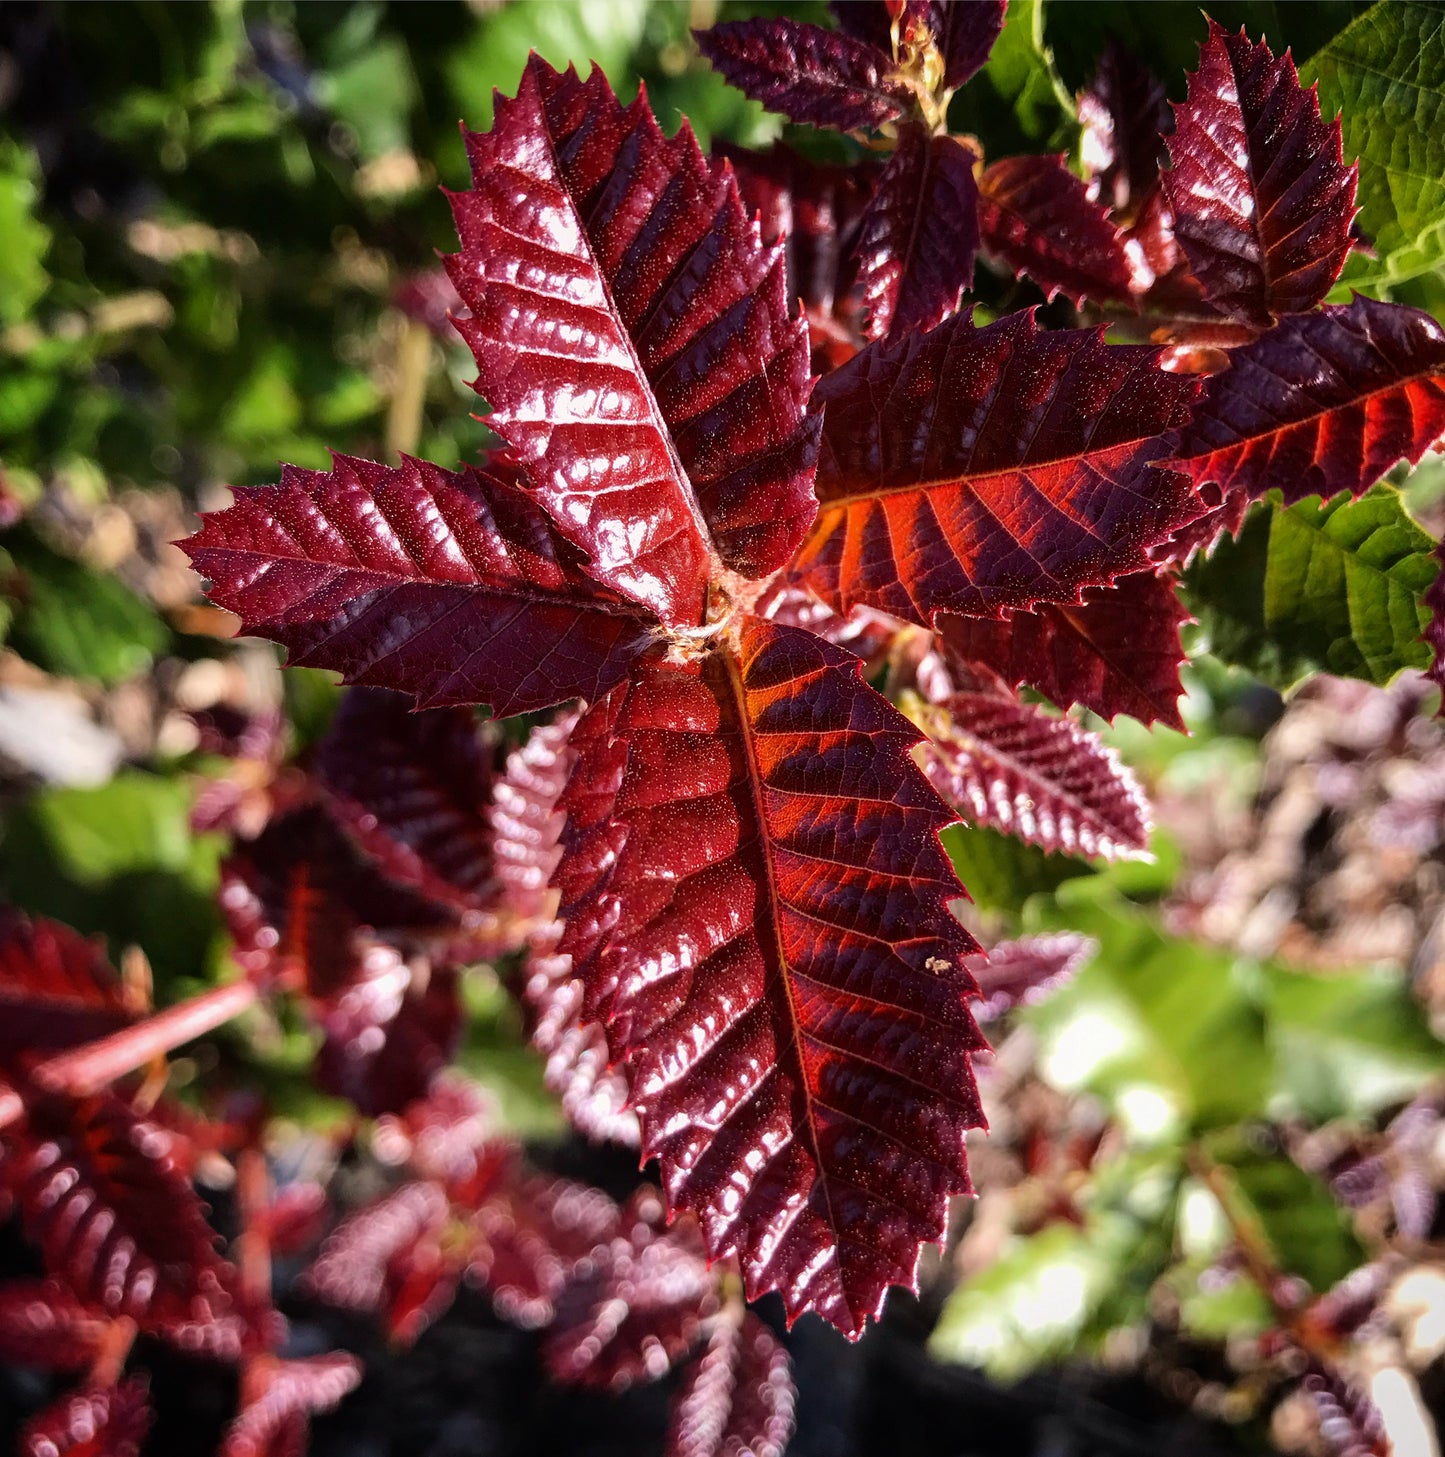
[665,1311,795,1457]
[20,1378,152,1457]
[964,933,1097,1020]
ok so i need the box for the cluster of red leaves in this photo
[177,2,1445,1349]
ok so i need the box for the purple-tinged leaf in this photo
[318,688,502,917]
[181,455,653,718]
[1426,540,1445,715]
[695,19,908,131]
[1301,1361,1388,1457]
[977,154,1134,307]
[963,933,1097,1020]
[1080,42,1170,216]
[490,712,577,923]
[1163,21,1357,325]
[830,1,895,53]
[910,689,1152,859]
[1162,297,1445,508]
[854,124,979,341]
[665,1311,795,1457]
[0,1278,113,1371]
[917,0,1007,90]
[545,1188,717,1389]
[795,310,1201,629]
[20,1378,152,1457]
[570,618,986,1337]
[4,1091,237,1331]
[447,57,820,592]
[221,1355,363,1457]
[935,571,1190,729]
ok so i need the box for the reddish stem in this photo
[32,979,260,1100]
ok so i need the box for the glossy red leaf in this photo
[1426,541,1445,715]
[221,1355,363,1457]
[446,56,820,594]
[853,124,979,341]
[910,690,1152,860]
[977,154,1134,307]
[4,1091,236,1329]
[318,688,501,917]
[544,1188,716,1389]
[964,933,1096,1020]
[181,455,653,717]
[469,1172,620,1329]
[695,19,908,132]
[20,1378,152,1457]
[1162,297,1445,508]
[1163,21,1357,325]
[0,1278,113,1371]
[568,617,987,1336]
[794,310,1200,630]
[913,0,1007,90]
[935,570,1190,729]
[665,1311,795,1457]
[1079,42,1170,216]
[0,909,135,1072]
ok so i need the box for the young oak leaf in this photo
[445,56,820,600]
[181,455,654,718]
[792,310,1201,629]
[665,1311,796,1457]
[695,19,911,132]
[1162,297,1445,509]
[935,570,1192,730]
[1163,20,1358,326]
[905,689,1153,860]
[853,124,980,342]
[977,155,1134,308]
[19,1377,153,1457]
[554,617,987,1337]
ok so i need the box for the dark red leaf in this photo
[1120,184,1209,313]
[565,617,986,1337]
[221,1355,363,1457]
[544,1188,716,1389]
[20,1378,152,1457]
[1426,541,1445,715]
[1079,42,1170,216]
[256,1181,331,1258]
[910,690,1152,859]
[1163,21,1357,325]
[665,1311,795,1457]
[795,310,1200,630]
[978,154,1134,307]
[830,0,895,51]
[695,19,908,132]
[181,455,653,718]
[4,1091,236,1330]
[935,570,1190,729]
[915,1,1007,91]
[963,933,1096,1020]
[853,124,979,341]
[0,909,135,1073]
[0,1278,113,1371]
[318,688,501,917]
[1162,297,1445,508]
[446,56,820,593]
[490,712,577,925]
[469,1172,620,1329]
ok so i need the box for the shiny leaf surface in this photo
[1163,21,1358,324]
[664,1311,796,1457]
[795,310,1200,628]
[936,570,1190,729]
[568,617,986,1336]
[908,689,1152,860]
[852,124,979,341]
[695,19,908,131]
[446,56,820,593]
[977,154,1133,306]
[181,455,653,717]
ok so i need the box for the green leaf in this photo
[1183,487,1439,690]
[319,35,419,161]
[1303,1,1445,291]
[942,823,1092,916]
[963,0,1075,152]
[0,139,50,325]
[5,532,169,686]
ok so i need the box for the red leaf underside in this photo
[181,455,653,717]
[446,57,819,597]
[1163,297,1445,508]
[912,690,1152,860]
[795,310,1201,629]
[977,154,1133,307]
[935,570,1190,729]
[696,19,908,132]
[666,1311,795,1457]
[964,933,1097,1020]
[20,1378,152,1457]
[1163,20,1357,325]
[558,616,987,1336]
[853,124,979,342]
